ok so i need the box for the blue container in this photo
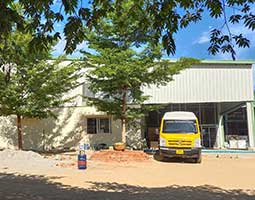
[84,144,90,150]
[78,154,87,169]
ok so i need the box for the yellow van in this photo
[159,111,202,163]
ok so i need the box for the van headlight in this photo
[194,138,201,148]
[160,137,166,146]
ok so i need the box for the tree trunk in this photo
[17,115,23,150]
[121,87,127,143]
[121,118,126,143]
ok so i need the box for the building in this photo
[0,60,254,150]
[143,60,254,149]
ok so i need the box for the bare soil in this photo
[0,150,255,199]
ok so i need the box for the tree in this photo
[85,49,197,143]
[83,4,198,143]
[0,31,80,150]
[1,0,255,59]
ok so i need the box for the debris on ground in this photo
[56,162,76,168]
[90,150,150,163]
[51,151,94,168]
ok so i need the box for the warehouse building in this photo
[143,60,255,149]
[0,60,254,150]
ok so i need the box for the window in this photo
[87,118,97,134]
[163,120,197,133]
[87,118,111,134]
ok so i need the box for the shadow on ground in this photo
[153,152,197,164]
[0,172,254,200]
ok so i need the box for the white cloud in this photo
[193,31,210,44]
[194,23,255,59]
[230,25,255,43]
[226,25,255,58]
[194,22,255,45]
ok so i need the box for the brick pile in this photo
[90,150,150,163]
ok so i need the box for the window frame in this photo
[87,117,112,134]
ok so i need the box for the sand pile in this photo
[0,149,56,169]
[0,149,45,161]
[90,150,150,163]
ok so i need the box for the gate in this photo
[200,125,218,148]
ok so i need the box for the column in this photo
[217,103,225,148]
[217,115,225,148]
[246,102,255,148]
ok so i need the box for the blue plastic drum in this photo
[78,154,87,169]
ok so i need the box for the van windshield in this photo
[163,120,197,133]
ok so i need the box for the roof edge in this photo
[49,57,255,65]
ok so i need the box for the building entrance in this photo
[144,103,219,148]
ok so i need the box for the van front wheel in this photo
[154,150,165,162]
[194,154,202,163]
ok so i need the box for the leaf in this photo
[241,4,250,13]
[206,0,223,18]
[64,16,85,54]
[221,44,233,53]
[208,44,220,55]
[243,14,255,31]
[162,33,176,55]
[62,0,78,14]
[233,34,250,48]
[55,12,64,22]
[229,14,242,24]
[78,8,91,21]
[180,11,202,28]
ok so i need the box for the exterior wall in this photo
[0,116,17,149]
[0,107,122,150]
[143,63,253,104]
[57,60,87,107]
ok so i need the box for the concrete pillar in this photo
[216,115,225,148]
[216,103,225,148]
[246,102,255,148]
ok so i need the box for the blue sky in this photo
[51,1,255,61]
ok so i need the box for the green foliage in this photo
[0,31,80,119]
[0,18,80,149]
[0,31,50,67]
[85,51,198,120]
[81,2,199,138]
[84,37,198,124]
[1,1,255,59]
[0,60,80,118]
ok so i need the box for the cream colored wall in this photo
[0,116,17,149]
[0,107,122,151]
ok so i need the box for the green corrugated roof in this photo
[199,60,255,64]
[162,59,255,65]
[50,57,255,65]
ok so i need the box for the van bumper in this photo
[159,147,201,158]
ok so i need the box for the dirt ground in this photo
[0,150,255,200]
